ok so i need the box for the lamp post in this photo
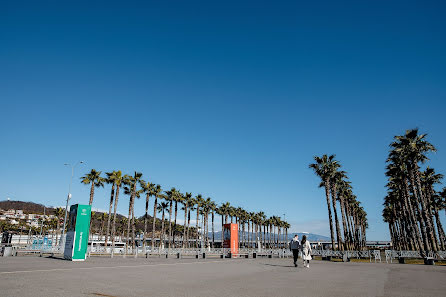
[61,161,84,246]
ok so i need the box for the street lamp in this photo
[61,161,84,246]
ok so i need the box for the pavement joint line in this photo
[0,259,236,275]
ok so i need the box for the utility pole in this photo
[61,161,84,248]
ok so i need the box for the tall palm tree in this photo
[173,190,184,247]
[187,199,196,248]
[104,171,118,247]
[332,170,347,250]
[123,172,143,252]
[151,184,162,249]
[157,202,169,250]
[181,192,192,248]
[110,171,123,257]
[421,167,443,250]
[309,154,340,250]
[389,129,437,252]
[164,187,179,249]
[208,200,217,248]
[80,169,105,206]
[140,180,154,251]
[216,204,226,247]
[195,194,204,248]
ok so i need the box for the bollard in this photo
[220,254,224,259]
[177,253,181,259]
[253,252,257,259]
[202,252,206,259]
[146,252,148,259]
[398,257,405,264]
[165,254,168,259]
[228,252,232,259]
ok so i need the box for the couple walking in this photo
[289,234,311,268]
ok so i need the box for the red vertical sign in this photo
[223,223,238,255]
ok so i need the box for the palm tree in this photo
[181,192,192,248]
[140,180,154,251]
[202,198,213,248]
[421,167,444,250]
[208,200,217,248]
[173,190,184,247]
[157,202,169,250]
[99,212,107,240]
[80,169,105,206]
[389,129,438,252]
[104,171,118,247]
[54,207,64,246]
[110,170,123,257]
[195,194,204,248]
[151,184,162,249]
[216,204,226,247]
[164,187,179,249]
[123,172,143,253]
[187,199,196,248]
[309,154,340,250]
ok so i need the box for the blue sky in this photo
[1,1,445,240]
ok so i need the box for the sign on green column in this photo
[64,204,91,261]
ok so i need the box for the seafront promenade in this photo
[1,256,445,297]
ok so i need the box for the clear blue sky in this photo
[1,1,445,240]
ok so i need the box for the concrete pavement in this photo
[0,256,445,297]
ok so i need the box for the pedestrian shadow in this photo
[261,263,298,268]
[45,255,66,261]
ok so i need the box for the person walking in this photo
[289,234,301,267]
[301,235,312,268]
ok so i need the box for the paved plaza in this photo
[1,256,445,297]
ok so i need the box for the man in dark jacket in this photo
[289,234,301,267]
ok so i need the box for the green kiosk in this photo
[64,204,91,261]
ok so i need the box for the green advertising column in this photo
[64,204,91,261]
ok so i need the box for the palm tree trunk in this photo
[160,211,165,249]
[183,205,188,248]
[211,211,215,248]
[221,214,224,249]
[173,201,178,246]
[413,165,437,252]
[434,208,446,250]
[168,200,173,249]
[105,184,115,247]
[89,182,95,205]
[402,178,424,252]
[196,207,200,248]
[408,167,431,252]
[324,179,336,250]
[143,192,150,251]
[338,194,349,250]
[151,195,158,249]
[111,186,121,256]
[126,195,132,253]
[187,209,191,248]
[331,183,343,250]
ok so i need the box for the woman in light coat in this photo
[301,235,312,268]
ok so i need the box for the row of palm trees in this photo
[383,129,446,253]
[309,155,368,251]
[80,170,291,252]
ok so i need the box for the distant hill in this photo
[0,200,181,235]
[0,200,53,214]
[287,233,331,242]
[209,231,330,242]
